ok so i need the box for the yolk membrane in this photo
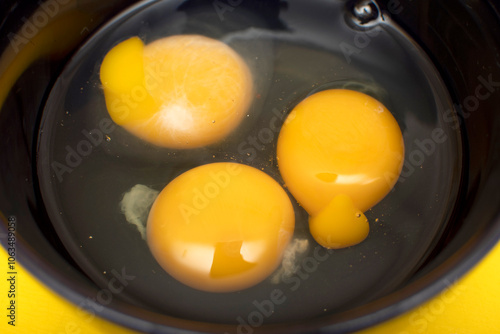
[100,35,253,149]
[277,89,404,249]
[146,162,295,292]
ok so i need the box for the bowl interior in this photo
[1,0,500,333]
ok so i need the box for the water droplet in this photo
[356,213,361,218]
[105,135,111,142]
[212,120,216,123]
[352,0,379,24]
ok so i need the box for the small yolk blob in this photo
[146,162,295,292]
[100,35,253,148]
[277,89,404,249]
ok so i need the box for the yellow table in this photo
[1,241,500,334]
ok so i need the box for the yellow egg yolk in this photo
[100,35,253,149]
[277,89,404,249]
[146,162,295,292]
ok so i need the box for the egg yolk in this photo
[277,89,404,249]
[146,162,295,292]
[100,35,253,149]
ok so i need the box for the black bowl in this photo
[1,0,499,333]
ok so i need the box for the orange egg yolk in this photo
[100,35,253,148]
[277,89,404,249]
[146,162,295,292]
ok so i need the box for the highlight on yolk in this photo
[146,162,295,292]
[277,89,404,249]
[99,35,253,149]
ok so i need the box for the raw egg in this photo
[146,162,295,292]
[100,35,253,148]
[277,89,404,249]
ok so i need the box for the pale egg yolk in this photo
[100,35,253,148]
[146,162,295,292]
[277,89,404,249]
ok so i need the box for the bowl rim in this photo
[5,0,500,332]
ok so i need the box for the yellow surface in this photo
[277,89,404,248]
[1,240,500,333]
[147,162,295,292]
[100,35,253,149]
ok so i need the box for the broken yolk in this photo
[277,89,404,249]
[100,35,253,149]
[146,162,295,292]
